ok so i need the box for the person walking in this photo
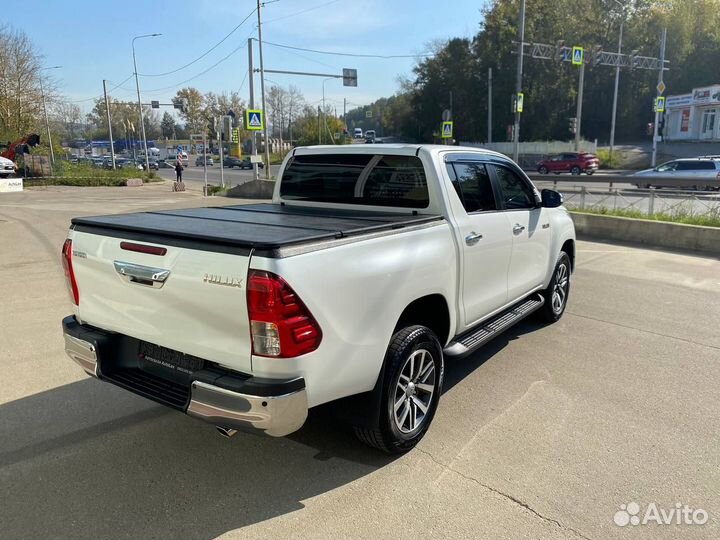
[175,159,184,183]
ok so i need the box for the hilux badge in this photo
[203,274,243,288]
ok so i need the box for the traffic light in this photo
[554,40,566,62]
[208,117,217,137]
[629,50,640,71]
[592,45,603,66]
[222,115,232,141]
[568,117,578,134]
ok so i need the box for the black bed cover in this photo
[71,203,443,251]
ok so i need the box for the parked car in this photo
[60,144,575,453]
[196,155,214,167]
[536,152,599,175]
[222,156,243,168]
[239,157,264,169]
[632,158,720,190]
[146,159,160,170]
[0,156,15,178]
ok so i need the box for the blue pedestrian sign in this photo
[572,46,584,65]
[441,121,453,139]
[245,109,264,131]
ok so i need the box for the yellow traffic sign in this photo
[572,46,584,65]
[657,81,666,95]
[655,96,666,113]
[516,92,524,113]
[441,121,453,139]
[245,109,264,131]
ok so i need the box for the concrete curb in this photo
[570,212,720,255]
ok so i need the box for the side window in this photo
[491,165,537,210]
[447,162,497,213]
[657,161,677,172]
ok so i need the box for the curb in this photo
[570,212,720,255]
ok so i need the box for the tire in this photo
[538,166,548,175]
[538,252,571,323]
[586,170,594,176]
[570,166,581,175]
[353,325,444,454]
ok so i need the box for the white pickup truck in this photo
[61,144,575,453]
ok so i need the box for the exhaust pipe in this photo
[216,426,238,438]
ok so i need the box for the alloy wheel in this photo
[393,349,436,434]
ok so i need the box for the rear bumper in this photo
[61,315,307,437]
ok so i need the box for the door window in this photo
[446,162,497,213]
[491,165,537,209]
[656,161,677,172]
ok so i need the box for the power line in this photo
[263,0,343,24]
[262,40,434,59]
[65,74,135,103]
[138,8,257,77]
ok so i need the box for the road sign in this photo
[245,109,264,131]
[343,68,358,87]
[655,96,666,113]
[572,46,584,65]
[231,128,239,143]
[441,121,453,139]
[516,92,524,113]
[151,100,159,109]
[365,110,372,118]
[656,81,666,95]
[442,109,452,122]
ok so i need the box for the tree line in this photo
[346,0,720,144]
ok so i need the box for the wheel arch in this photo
[393,294,451,346]
[561,238,575,271]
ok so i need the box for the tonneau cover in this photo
[71,203,443,249]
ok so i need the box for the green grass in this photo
[595,149,623,169]
[22,162,162,187]
[571,207,720,228]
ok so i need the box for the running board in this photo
[444,294,545,358]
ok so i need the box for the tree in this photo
[0,25,45,141]
[174,87,204,135]
[51,102,83,142]
[161,112,176,138]
[86,98,158,142]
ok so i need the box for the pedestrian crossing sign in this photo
[655,96,665,113]
[441,121,453,139]
[572,46,584,65]
[245,109,264,131]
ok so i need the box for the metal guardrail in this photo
[528,173,720,190]
[543,185,720,218]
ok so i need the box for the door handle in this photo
[465,232,483,246]
[114,261,171,288]
[513,224,526,235]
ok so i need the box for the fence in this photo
[539,184,720,218]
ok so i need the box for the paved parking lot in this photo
[1,183,719,540]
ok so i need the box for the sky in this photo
[18,0,486,116]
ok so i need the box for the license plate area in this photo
[138,341,206,385]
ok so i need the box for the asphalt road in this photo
[1,183,719,539]
[158,163,282,188]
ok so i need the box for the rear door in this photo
[488,163,552,302]
[70,231,254,374]
[445,158,512,327]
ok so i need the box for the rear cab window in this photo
[280,153,429,208]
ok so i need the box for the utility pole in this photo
[487,67,493,143]
[513,0,526,161]
[609,13,625,159]
[103,80,116,169]
[651,27,667,168]
[575,63,585,151]
[217,117,225,188]
[39,78,54,171]
[343,97,347,132]
[132,34,160,173]
[256,0,271,179]
[203,129,208,195]
[317,106,321,144]
[248,37,259,181]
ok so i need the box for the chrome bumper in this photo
[187,381,308,437]
[62,316,307,438]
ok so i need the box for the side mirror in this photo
[541,188,563,208]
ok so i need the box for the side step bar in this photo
[444,293,545,358]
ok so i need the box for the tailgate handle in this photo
[114,261,171,288]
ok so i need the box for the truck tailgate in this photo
[70,230,253,374]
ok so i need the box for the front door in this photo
[488,163,552,302]
[700,109,716,140]
[445,159,513,328]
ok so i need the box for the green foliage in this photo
[595,149,623,169]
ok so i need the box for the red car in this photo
[537,152,600,175]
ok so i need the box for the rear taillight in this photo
[61,239,80,305]
[247,270,322,358]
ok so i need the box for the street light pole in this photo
[513,0,526,162]
[103,79,116,169]
[39,65,61,171]
[609,1,627,159]
[132,33,161,172]
[256,0,271,179]
[322,77,334,144]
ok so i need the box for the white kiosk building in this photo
[665,85,720,141]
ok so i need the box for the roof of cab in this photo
[292,143,509,160]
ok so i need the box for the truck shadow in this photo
[0,379,392,540]
[0,321,538,540]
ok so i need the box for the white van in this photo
[353,128,363,139]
